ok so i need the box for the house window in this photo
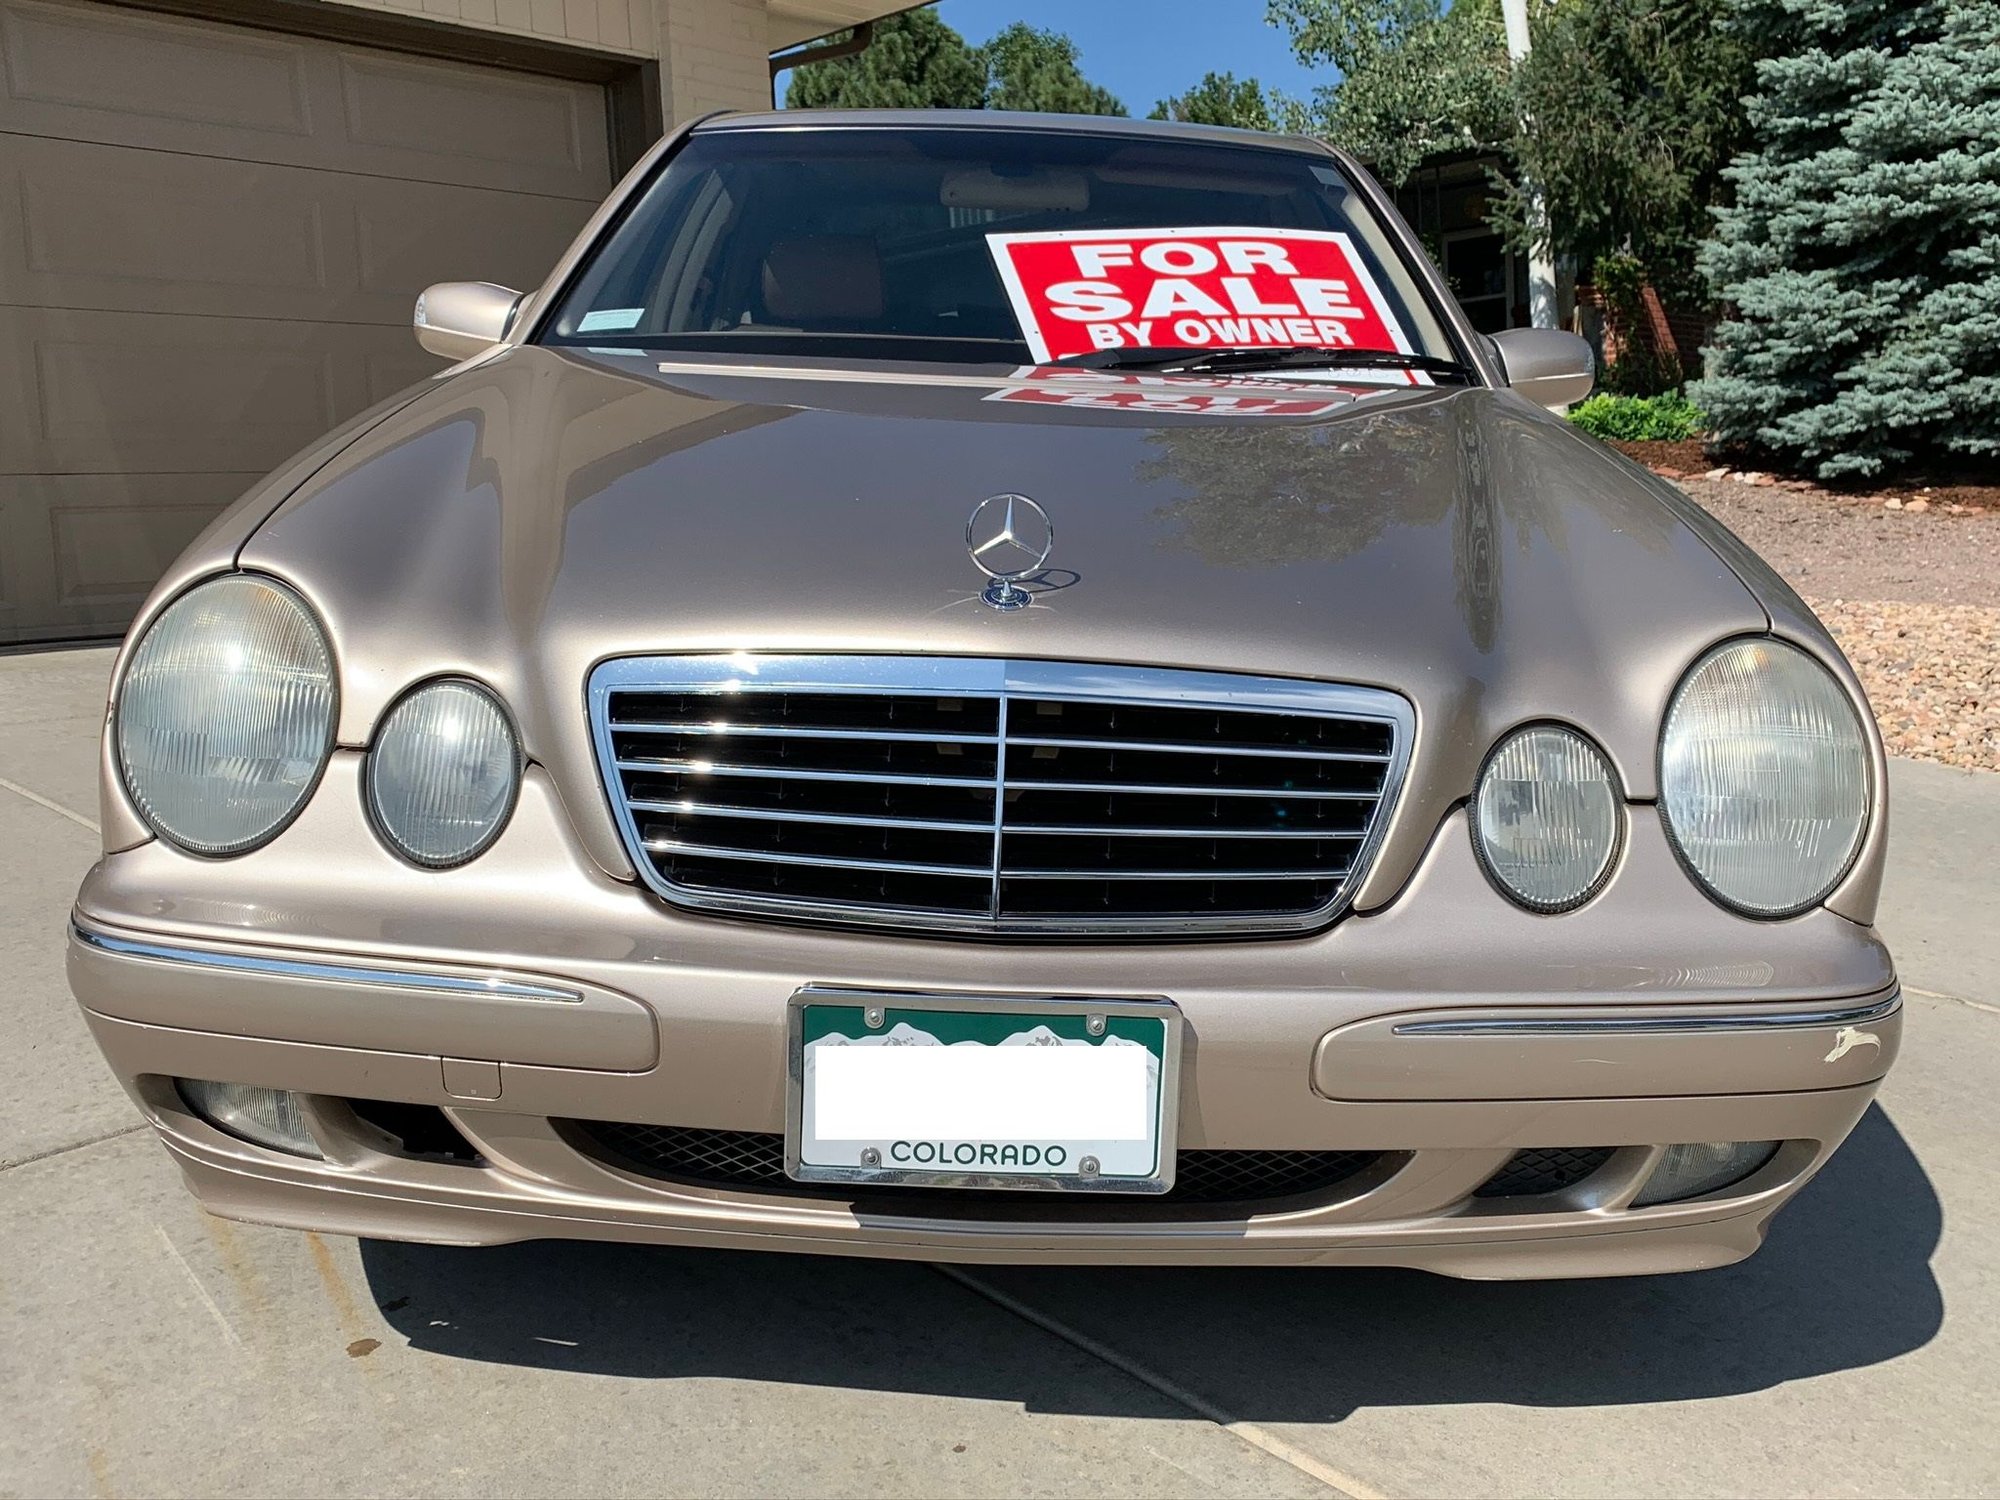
[1392,154,1531,331]
[1442,229,1515,334]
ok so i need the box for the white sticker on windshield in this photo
[577,307,645,332]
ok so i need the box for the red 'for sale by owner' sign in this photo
[985,226,1419,370]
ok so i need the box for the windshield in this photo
[539,125,1461,369]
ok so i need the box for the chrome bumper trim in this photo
[69,920,582,1003]
[1391,992,1900,1038]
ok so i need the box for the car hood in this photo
[239,345,1769,904]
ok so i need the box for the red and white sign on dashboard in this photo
[985,226,1419,372]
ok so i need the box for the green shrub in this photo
[1568,392,1707,443]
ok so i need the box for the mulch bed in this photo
[1610,438,1711,474]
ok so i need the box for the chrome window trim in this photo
[586,655,1416,938]
[70,920,581,1003]
[1391,992,1899,1038]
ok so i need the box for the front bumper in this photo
[69,761,1900,1276]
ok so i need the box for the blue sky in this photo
[922,1,1326,115]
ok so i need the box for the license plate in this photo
[787,988,1181,1192]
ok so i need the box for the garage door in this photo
[0,0,614,644]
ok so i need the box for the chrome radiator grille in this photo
[588,657,1412,936]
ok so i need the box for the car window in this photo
[541,126,1458,367]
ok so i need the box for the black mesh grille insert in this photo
[567,1122,1385,1215]
[1475,1146,1617,1198]
[594,1123,788,1184]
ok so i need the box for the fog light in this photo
[178,1079,322,1158]
[1632,1140,1778,1206]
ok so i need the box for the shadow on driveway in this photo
[362,1104,1939,1418]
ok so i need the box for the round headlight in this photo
[1659,638,1869,917]
[1472,725,1622,912]
[116,575,336,855]
[365,679,520,868]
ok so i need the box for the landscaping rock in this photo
[1674,476,2000,773]
[1808,598,1999,772]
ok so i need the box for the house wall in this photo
[305,0,803,119]
[658,0,773,118]
[316,0,652,54]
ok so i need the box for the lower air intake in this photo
[1475,1146,1617,1198]
[567,1121,1385,1212]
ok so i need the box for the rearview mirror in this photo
[1488,328,1595,410]
[940,167,1088,212]
[414,282,522,360]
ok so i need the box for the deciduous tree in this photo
[1150,71,1275,130]
[785,15,1122,118]
[1267,0,1513,187]
[784,11,986,111]
[1489,0,1752,311]
[981,23,1126,116]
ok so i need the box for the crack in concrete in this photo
[0,1122,146,1175]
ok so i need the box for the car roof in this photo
[696,109,1336,160]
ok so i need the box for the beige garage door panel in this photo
[350,175,604,314]
[0,133,607,324]
[0,0,615,642]
[0,0,611,200]
[0,472,243,637]
[0,307,441,475]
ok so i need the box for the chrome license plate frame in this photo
[785,986,1181,1194]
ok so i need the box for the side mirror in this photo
[414,282,522,360]
[1488,328,1596,409]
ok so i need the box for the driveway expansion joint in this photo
[0,1123,147,1175]
[932,1262,1385,1500]
[0,771,99,834]
[1905,984,2000,1018]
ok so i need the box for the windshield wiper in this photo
[1053,345,1474,380]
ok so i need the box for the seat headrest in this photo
[760,235,884,324]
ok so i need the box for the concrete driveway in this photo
[3,647,1995,1500]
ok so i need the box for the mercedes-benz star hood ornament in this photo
[966,493,1054,611]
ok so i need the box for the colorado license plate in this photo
[786,988,1181,1192]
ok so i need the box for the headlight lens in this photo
[1660,639,1868,917]
[366,679,520,868]
[116,575,336,855]
[1472,725,1621,912]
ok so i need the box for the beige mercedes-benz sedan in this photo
[69,111,1899,1277]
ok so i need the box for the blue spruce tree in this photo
[1694,0,2000,479]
